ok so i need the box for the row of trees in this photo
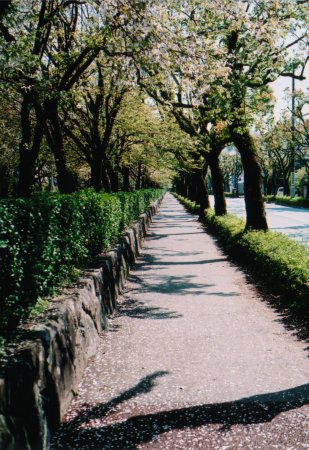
[258,97,308,196]
[0,1,194,196]
[0,1,308,230]
[150,1,308,230]
[215,98,309,197]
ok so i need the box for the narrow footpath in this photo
[52,193,309,450]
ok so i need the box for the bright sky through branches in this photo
[271,68,308,121]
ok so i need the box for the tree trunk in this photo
[0,164,10,196]
[17,94,45,197]
[188,163,210,219]
[284,178,290,196]
[123,167,130,192]
[177,174,188,197]
[45,99,77,194]
[207,149,227,216]
[102,166,112,193]
[195,163,210,219]
[109,170,119,192]
[187,169,198,201]
[90,156,103,192]
[136,162,142,190]
[231,126,268,230]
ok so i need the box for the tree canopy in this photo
[0,0,307,229]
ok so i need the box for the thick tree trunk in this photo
[187,165,210,212]
[109,170,119,192]
[284,178,290,196]
[17,153,37,197]
[187,170,198,201]
[17,95,45,197]
[231,126,268,230]
[90,156,103,192]
[207,149,227,216]
[0,164,10,196]
[45,99,77,194]
[176,176,182,196]
[195,163,210,219]
[176,174,188,197]
[136,162,142,190]
[181,167,210,217]
[102,166,112,193]
[123,167,130,192]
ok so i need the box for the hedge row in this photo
[173,193,309,315]
[174,195,200,213]
[0,189,163,336]
[264,195,309,209]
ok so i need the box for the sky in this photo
[270,29,308,122]
[271,67,309,121]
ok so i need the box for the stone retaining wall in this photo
[0,195,164,450]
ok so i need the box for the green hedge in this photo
[174,195,200,213]
[0,189,163,336]
[224,192,238,198]
[264,195,309,208]
[173,193,309,315]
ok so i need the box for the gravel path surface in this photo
[52,193,309,450]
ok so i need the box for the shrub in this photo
[0,188,163,336]
[264,195,309,209]
[174,193,309,315]
[239,231,308,309]
[173,194,200,213]
[204,209,245,248]
[224,192,237,198]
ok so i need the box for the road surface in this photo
[210,196,309,246]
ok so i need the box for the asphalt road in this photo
[52,194,309,449]
[210,196,309,246]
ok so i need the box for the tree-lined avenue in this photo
[52,194,309,449]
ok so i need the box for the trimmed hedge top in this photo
[0,189,163,336]
[173,192,309,316]
[264,195,309,209]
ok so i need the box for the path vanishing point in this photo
[52,193,309,450]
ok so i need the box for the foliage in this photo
[174,193,309,314]
[264,195,309,208]
[0,1,178,195]
[172,194,200,213]
[112,92,196,189]
[296,167,308,191]
[257,116,309,196]
[239,231,309,311]
[204,209,245,248]
[137,0,307,229]
[220,150,243,194]
[0,188,163,337]
[224,192,238,198]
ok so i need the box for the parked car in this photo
[276,187,284,197]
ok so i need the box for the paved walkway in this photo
[52,193,309,449]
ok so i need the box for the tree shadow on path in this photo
[117,298,183,320]
[128,273,215,296]
[52,374,309,450]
